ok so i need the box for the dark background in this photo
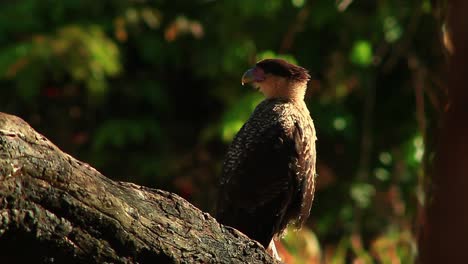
[0,0,446,262]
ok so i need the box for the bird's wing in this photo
[216,105,300,246]
[219,117,297,211]
[288,119,317,227]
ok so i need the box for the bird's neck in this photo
[286,82,307,102]
[267,82,306,103]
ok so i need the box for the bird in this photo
[216,58,317,257]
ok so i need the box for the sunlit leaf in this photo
[404,134,425,167]
[291,0,305,8]
[350,40,373,67]
[0,24,121,99]
[221,93,263,142]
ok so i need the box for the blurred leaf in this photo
[222,39,255,73]
[257,50,298,64]
[350,234,375,264]
[350,40,373,67]
[350,183,376,209]
[1,25,121,99]
[374,167,390,181]
[165,16,204,42]
[0,43,33,78]
[339,204,354,223]
[280,227,321,264]
[371,228,416,264]
[93,118,161,150]
[333,116,347,131]
[404,133,425,168]
[422,0,432,13]
[379,152,393,165]
[221,92,263,142]
[383,16,402,43]
[291,0,306,8]
[53,25,121,95]
[0,2,440,263]
[330,238,349,264]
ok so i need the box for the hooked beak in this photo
[241,67,265,86]
[241,68,255,86]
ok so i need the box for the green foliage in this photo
[0,25,121,99]
[221,93,264,142]
[0,0,443,262]
[257,50,298,64]
[93,118,161,150]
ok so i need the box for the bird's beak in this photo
[242,67,266,86]
[241,68,255,86]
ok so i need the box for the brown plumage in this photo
[216,59,317,249]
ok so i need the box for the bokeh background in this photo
[0,0,446,263]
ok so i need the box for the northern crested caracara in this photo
[216,59,317,257]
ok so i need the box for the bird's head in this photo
[242,59,310,100]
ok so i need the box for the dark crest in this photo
[256,59,310,83]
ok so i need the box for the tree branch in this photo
[0,112,278,264]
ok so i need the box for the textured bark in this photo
[0,112,278,264]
